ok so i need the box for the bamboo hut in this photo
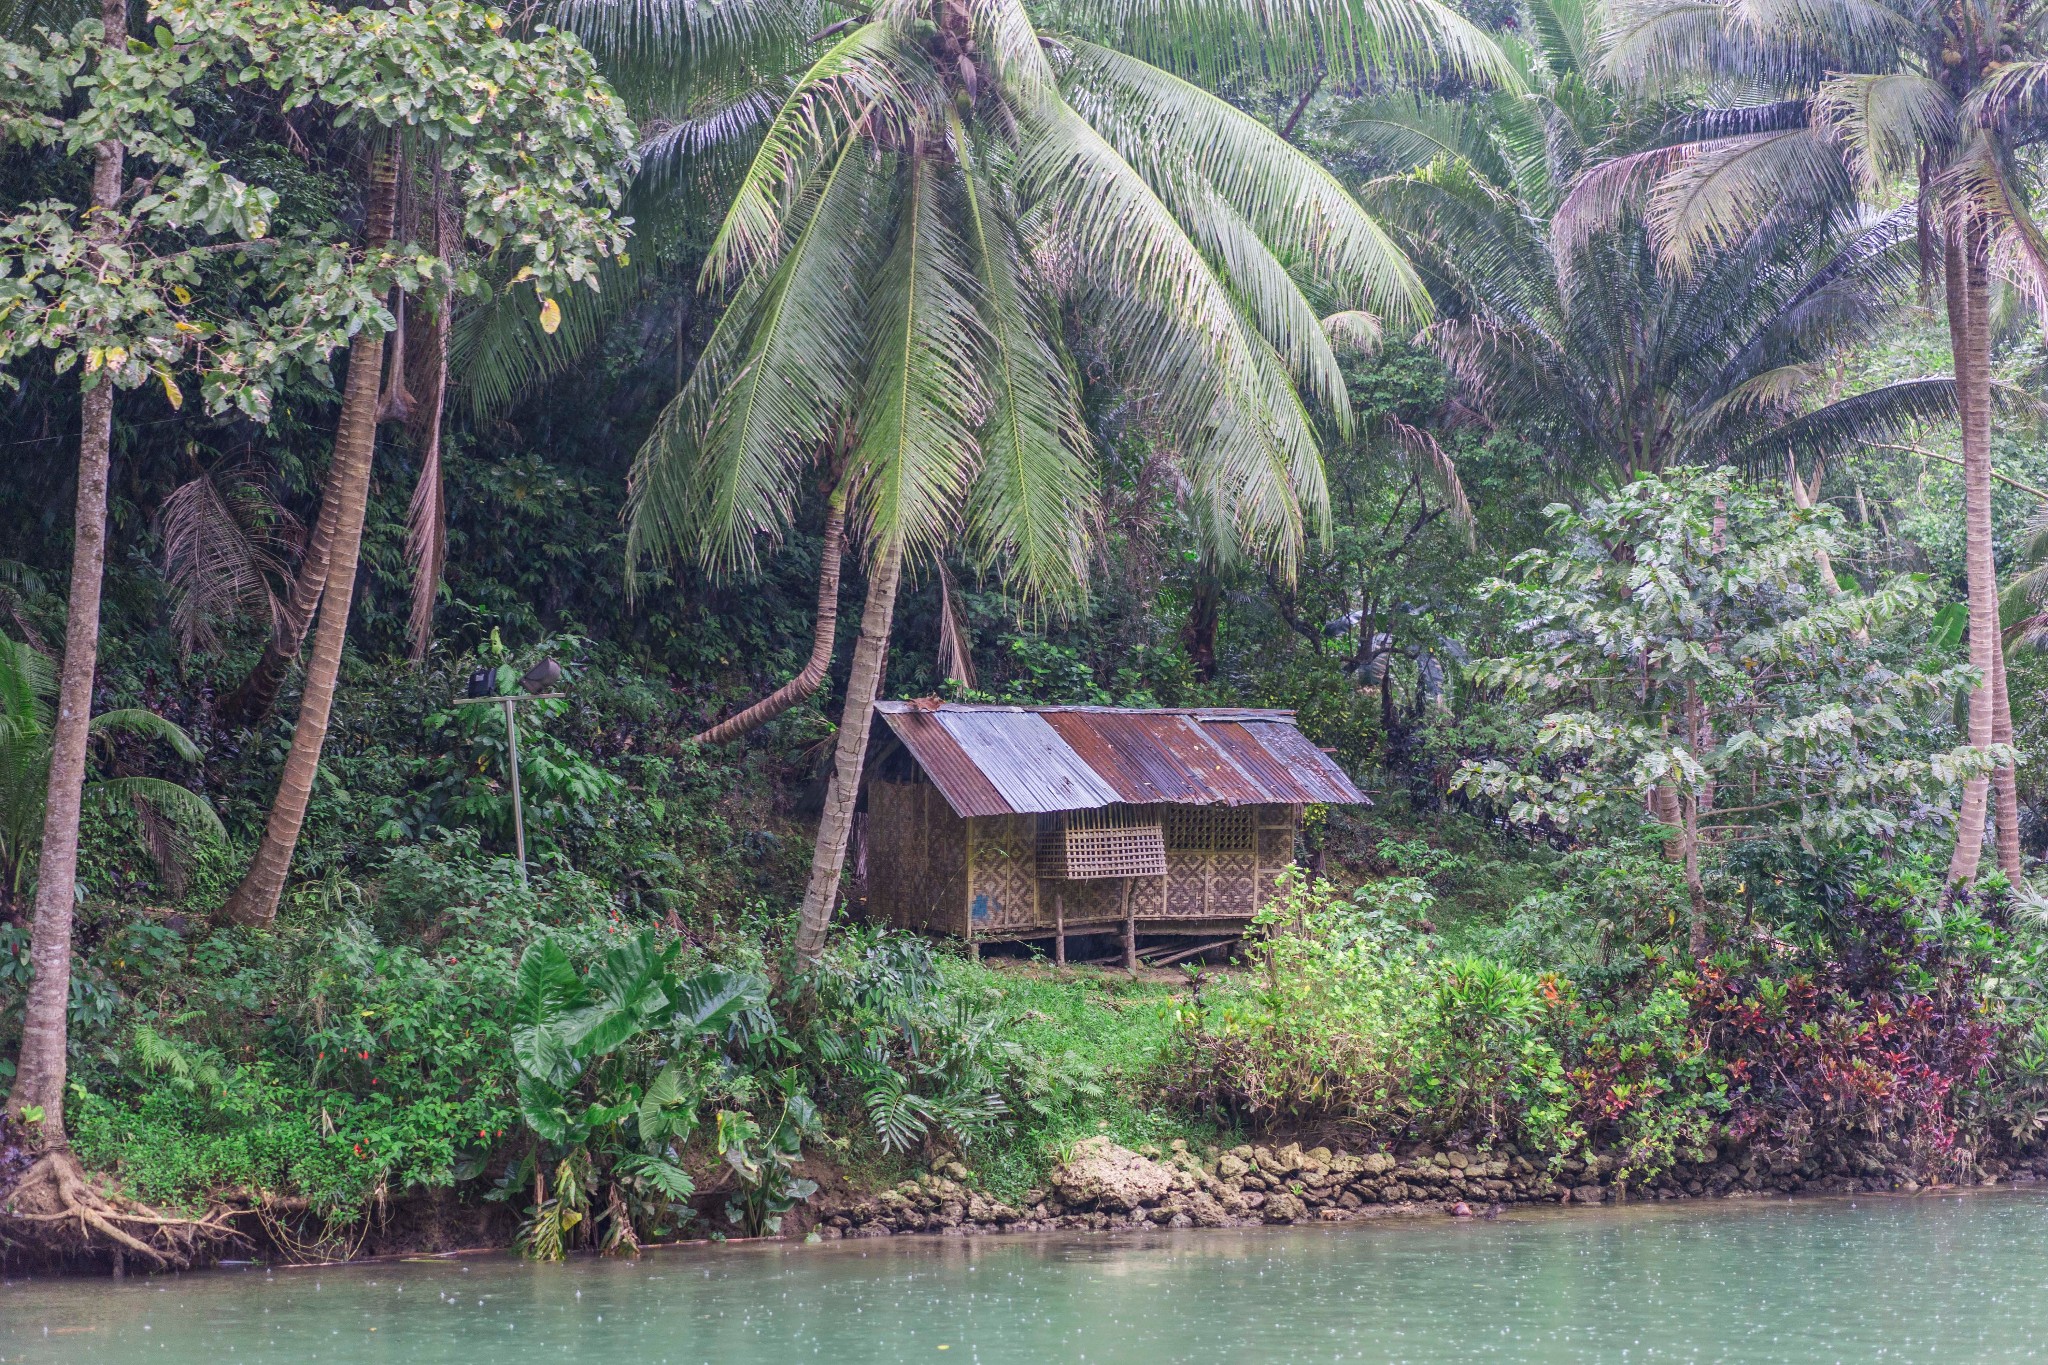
[862,702,1368,964]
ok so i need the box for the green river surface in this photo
[3,1191,2046,1363]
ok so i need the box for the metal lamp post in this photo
[456,659,564,887]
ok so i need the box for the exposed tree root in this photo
[0,1148,250,1273]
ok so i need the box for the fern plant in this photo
[0,632,223,918]
[804,929,1021,1156]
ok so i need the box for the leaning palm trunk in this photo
[7,0,127,1137]
[693,492,846,745]
[794,539,902,962]
[224,144,398,926]
[1991,637,2024,879]
[216,460,340,726]
[1948,213,2000,885]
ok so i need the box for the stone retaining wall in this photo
[814,1137,2048,1239]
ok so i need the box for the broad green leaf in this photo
[511,938,581,1085]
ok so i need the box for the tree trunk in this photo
[223,144,398,926]
[1991,635,2024,879]
[1948,209,1998,886]
[216,463,340,726]
[693,492,846,745]
[1683,787,1708,958]
[7,0,128,1140]
[1183,566,1219,683]
[793,539,902,963]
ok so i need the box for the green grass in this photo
[939,956,1230,1201]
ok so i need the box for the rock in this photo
[1274,1143,1305,1174]
[1181,1190,1229,1227]
[1570,1184,1605,1205]
[1216,1152,1249,1180]
[1053,1136,1177,1212]
[1263,1192,1307,1223]
[1446,1151,1469,1170]
[1362,1152,1396,1176]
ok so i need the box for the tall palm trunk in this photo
[1991,635,2024,878]
[793,538,902,962]
[7,0,127,1138]
[216,462,339,726]
[693,491,846,745]
[223,144,397,926]
[1948,209,2000,884]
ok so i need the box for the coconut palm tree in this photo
[1347,0,1964,944]
[1583,0,2048,883]
[0,634,223,924]
[1351,0,1952,491]
[619,0,1514,959]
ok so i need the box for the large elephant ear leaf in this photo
[516,1071,575,1144]
[511,938,582,1086]
[637,1062,701,1147]
[670,966,766,1035]
[564,929,673,1058]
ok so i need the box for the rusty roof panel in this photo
[1225,719,1369,804]
[1043,712,1208,804]
[876,709,1013,818]
[873,702,1367,816]
[936,710,1121,814]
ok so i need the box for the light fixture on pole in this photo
[455,660,565,887]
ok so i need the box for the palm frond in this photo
[1646,127,1855,272]
[89,708,205,764]
[1812,72,1955,186]
[628,134,883,578]
[1061,40,1429,330]
[154,463,300,659]
[954,125,1095,607]
[1728,375,1959,470]
[842,149,988,566]
[700,21,916,290]
[1064,0,1520,91]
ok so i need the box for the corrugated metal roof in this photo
[874,702,1368,817]
[939,710,1122,814]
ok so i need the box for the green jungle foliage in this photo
[10,0,2048,1259]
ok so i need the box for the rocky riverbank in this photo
[813,1137,2048,1238]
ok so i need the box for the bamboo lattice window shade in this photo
[1037,807,1166,880]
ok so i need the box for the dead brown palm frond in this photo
[405,189,458,662]
[156,464,303,659]
[1387,416,1474,547]
[936,561,977,688]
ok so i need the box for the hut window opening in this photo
[1036,807,1166,880]
[1164,807,1255,854]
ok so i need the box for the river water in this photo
[3,1191,2046,1363]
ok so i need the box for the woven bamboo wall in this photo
[868,779,972,936]
[868,780,1300,941]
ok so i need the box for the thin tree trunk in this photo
[7,0,128,1139]
[1183,565,1219,683]
[794,539,902,963]
[1949,210,1997,885]
[1683,680,1708,957]
[693,492,846,745]
[223,144,398,926]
